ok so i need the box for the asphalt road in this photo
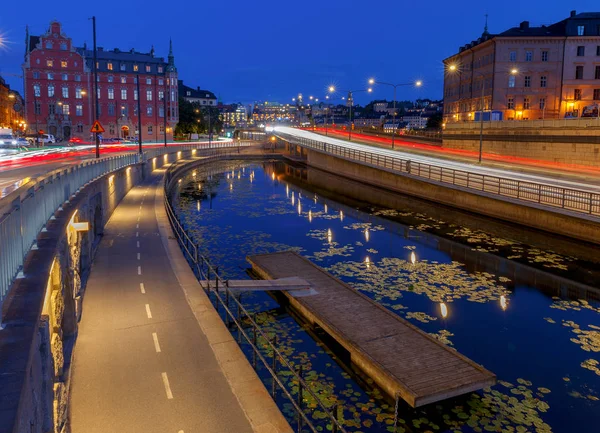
[275,127,600,194]
[69,170,253,433]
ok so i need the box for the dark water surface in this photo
[171,159,600,433]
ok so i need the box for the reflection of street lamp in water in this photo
[440,302,448,319]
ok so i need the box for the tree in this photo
[426,112,443,129]
[175,97,224,137]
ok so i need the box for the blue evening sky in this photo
[0,1,597,105]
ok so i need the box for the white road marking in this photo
[145,304,153,319]
[152,332,162,353]
[136,232,139,237]
[137,216,140,222]
[138,266,142,275]
[137,241,140,248]
[140,282,145,294]
[136,223,139,229]
[137,252,140,260]
[161,372,173,399]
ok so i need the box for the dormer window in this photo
[133,65,139,71]
[186,91,191,96]
[120,63,126,71]
[107,62,113,70]
[158,66,163,73]
[146,65,151,72]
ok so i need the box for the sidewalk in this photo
[69,163,288,433]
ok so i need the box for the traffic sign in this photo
[90,120,105,133]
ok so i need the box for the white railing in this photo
[0,140,257,326]
[278,133,600,218]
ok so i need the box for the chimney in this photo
[570,10,576,18]
[519,21,529,29]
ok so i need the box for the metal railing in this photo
[0,140,257,326]
[277,133,600,218]
[164,157,347,433]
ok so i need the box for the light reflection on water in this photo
[172,160,600,433]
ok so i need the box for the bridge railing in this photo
[277,133,600,218]
[163,156,348,433]
[0,140,257,326]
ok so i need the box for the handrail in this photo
[277,133,600,218]
[163,155,347,433]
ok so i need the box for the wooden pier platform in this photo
[247,251,496,408]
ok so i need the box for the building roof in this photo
[178,80,216,99]
[77,47,166,64]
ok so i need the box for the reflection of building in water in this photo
[268,160,599,302]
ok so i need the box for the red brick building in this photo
[23,21,178,142]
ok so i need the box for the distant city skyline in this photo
[1,1,598,105]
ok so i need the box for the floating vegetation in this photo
[551,298,600,314]
[428,329,455,346]
[581,359,600,377]
[562,321,600,352]
[406,311,438,323]
[327,258,509,304]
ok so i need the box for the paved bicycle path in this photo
[69,168,255,433]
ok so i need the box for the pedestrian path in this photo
[69,169,255,433]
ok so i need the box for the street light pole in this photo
[163,94,167,147]
[478,78,485,163]
[33,92,40,146]
[368,79,422,149]
[136,74,142,154]
[91,16,100,158]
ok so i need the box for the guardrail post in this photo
[271,335,278,397]
[332,404,339,433]
[297,365,304,432]
[225,285,230,327]
[252,314,257,368]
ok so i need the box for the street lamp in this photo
[368,78,423,149]
[339,87,372,141]
[447,65,516,163]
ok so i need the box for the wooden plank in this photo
[247,251,496,407]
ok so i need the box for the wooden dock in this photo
[247,251,496,408]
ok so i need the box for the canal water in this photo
[171,159,600,433]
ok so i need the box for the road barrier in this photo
[277,133,600,218]
[0,140,255,326]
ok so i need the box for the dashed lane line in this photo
[137,266,142,275]
[152,332,162,353]
[161,372,174,399]
[140,283,145,294]
[145,304,153,319]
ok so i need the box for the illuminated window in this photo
[107,75,114,83]
[134,90,138,101]
[145,65,151,72]
[107,62,113,70]
[33,84,41,97]
[76,104,83,116]
[47,60,54,67]
[121,89,127,100]
[133,64,139,71]
[120,76,126,84]
[61,60,68,68]
[48,84,55,97]
[578,25,585,36]
[108,88,114,99]
[147,106,153,116]
[146,78,152,85]
[158,66,163,73]
[62,86,69,98]
[62,104,70,115]
[48,73,54,80]
[76,88,83,99]
[158,91,164,100]
[146,90,153,101]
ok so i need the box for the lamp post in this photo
[368,79,422,149]
[341,87,372,141]
[447,64,517,163]
[136,74,142,154]
[8,93,15,130]
[162,94,167,147]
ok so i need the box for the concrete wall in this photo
[304,149,600,245]
[0,150,190,433]
[443,123,600,167]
